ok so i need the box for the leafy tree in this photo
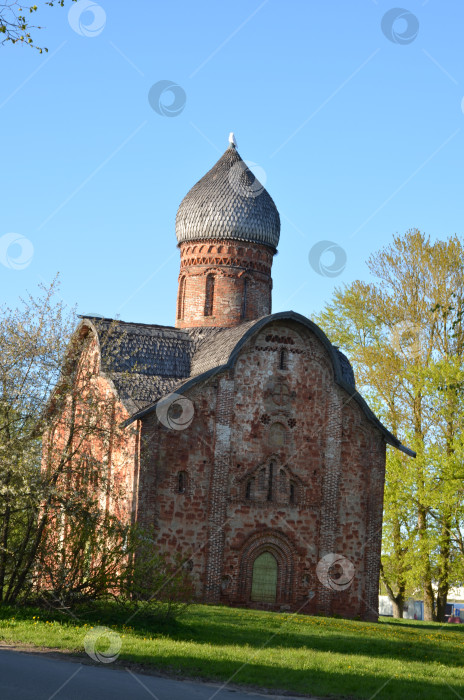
[314,230,464,620]
[0,280,192,617]
[0,278,75,602]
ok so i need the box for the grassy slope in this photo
[0,603,463,699]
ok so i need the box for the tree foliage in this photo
[314,230,464,620]
[0,280,192,619]
[0,1,75,52]
[0,278,75,601]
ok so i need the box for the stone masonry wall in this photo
[136,319,387,620]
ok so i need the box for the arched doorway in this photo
[251,552,278,603]
[236,530,296,607]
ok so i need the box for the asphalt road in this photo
[0,648,305,700]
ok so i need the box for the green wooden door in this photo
[251,552,278,603]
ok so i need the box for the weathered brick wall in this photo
[175,240,274,328]
[138,381,218,596]
[329,403,386,620]
[136,319,387,620]
[40,326,140,589]
[81,332,139,525]
[42,327,139,527]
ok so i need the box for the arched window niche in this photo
[177,471,187,494]
[267,461,274,501]
[204,274,215,317]
[241,277,249,320]
[251,552,278,603]
[246,478,254,500]
[279,348,288,370]
[289,481,296,505]
[177,277,186,320]
[269,422,287,448]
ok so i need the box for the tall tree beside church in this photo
[314,230,464,620]
[0,279,74,601]
[0,281,132,603]
[426,274,464,621]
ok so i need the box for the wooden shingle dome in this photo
[175,139,280,250]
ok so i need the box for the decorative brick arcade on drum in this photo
[72,136,414,621]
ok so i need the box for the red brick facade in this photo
[175,240,274,328]
[135,320,386,621]
[47,312,388,620]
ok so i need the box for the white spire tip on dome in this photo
[228,132,237,147]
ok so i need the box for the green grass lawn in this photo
[1,602,463,699]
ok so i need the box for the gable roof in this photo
[78,313,415,457]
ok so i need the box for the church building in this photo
[74,135,414,620]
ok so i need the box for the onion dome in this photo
[175,134,280,250]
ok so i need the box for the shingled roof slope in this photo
[95,319,191,378]
[79,317,222,413]
[333,347,356,388]
[78,313,413,456]
[79,314,359,414]
[108,374,185,415]
[190,319,258,377]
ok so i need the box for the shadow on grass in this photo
[130,655,464,700]
[380,618,464,633]
[1,602,462,671]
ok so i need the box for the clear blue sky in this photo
[1,0,463,328]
